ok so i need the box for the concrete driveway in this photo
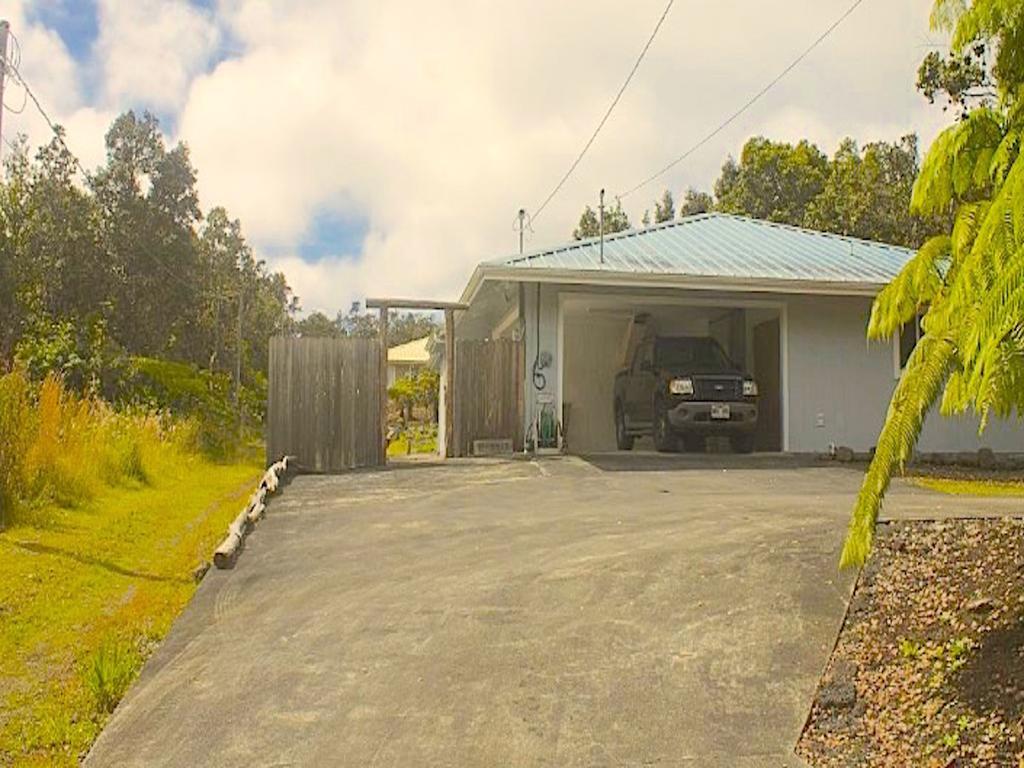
[85,454,967,767]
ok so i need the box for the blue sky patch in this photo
[263,209,369,263]
[27,0,98,61]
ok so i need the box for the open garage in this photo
[559,293,783,454]
[452,212,1023,458]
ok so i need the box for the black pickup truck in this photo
[613,335,758,453]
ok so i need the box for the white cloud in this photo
[1,1,116,171]
[95,0,220,112]
[11,0,954,315]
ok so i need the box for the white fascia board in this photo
[471,265,885,298]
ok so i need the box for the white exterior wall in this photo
[786,294,1022,454]
[523,283,561,436]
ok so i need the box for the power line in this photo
[4,80,27,114]
[530,0,675,224]
[0,34,204,294]
[1,50,92,180]
[617,0,868,200]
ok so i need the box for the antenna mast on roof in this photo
[599,189,605,265]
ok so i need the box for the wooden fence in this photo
[452,339,524,456]
[267,336,383,472]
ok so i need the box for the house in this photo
[445,212,1021,455]
[387,335,431,387]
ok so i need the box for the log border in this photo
[212,455,293,570]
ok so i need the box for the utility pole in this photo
[235,279,244,432]
[0,21,10,165]
[599,188,605,264]
[517,208,526,255]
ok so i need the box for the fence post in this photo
[445,308,455,458]
[378,309,389,464]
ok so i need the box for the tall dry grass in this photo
[0,370,197,529]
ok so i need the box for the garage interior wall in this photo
[557,292,780,453]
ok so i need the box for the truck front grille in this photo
[693,377,742,401]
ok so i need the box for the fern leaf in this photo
[867,236,950,340]
[840,334,955,567]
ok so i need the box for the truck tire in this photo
[653,403,677,453]
[731,434,755,454]
[615,403,634,451]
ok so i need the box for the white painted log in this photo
[211,455,292,569]
[246,501,266,524]
[213,506,251,569]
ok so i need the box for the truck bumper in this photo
[667,401,757,434]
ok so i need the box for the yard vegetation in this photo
[843,0,1024,566]
[0,369,262,765]
[799,518,1024,766]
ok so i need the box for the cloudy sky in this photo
[4,0,950,315]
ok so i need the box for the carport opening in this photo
[561,298,783,454]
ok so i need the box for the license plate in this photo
[710,404,730,420]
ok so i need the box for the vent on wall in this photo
[473,439,514,456]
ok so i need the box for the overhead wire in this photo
[616,0,869,200]
[529,0,675,224]
[1,48,92,181]
[0,42,204,294]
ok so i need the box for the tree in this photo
[678,187,713,217]
[804,135,951,248]
[714,137,829,225]
[572,200,631,240]
[295,311,343,337]
[90,111,204,359]
[841,0,1024,566]
[0,110,297,397]
[389,312,440,346]
[653,190,675,223]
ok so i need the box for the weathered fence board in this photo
[267,336,383,472]
[452,339,523,457]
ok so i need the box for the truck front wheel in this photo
[653,403,677,453]
[615,403,634,451]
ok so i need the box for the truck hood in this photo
[659,367,747,378]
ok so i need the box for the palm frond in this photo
[951,201,990,259]
[912,109,1005,216]
[930,0,967,33]
[990,129,1020,186]
[867,236,950,340]
[840,334,956,567]
[959,242,1024,373]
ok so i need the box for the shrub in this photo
[120,357,260,458]
[0,370,167,528]
[82,637,141,714]
[0,370,33,527]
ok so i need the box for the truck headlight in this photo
[669,377,694,395]
[742,380,758,396]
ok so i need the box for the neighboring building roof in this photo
[387,335,432,364]
[487,212,913,287]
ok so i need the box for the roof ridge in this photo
[495,211,913,268]
[497,211,721,267]
[712,212,914,253]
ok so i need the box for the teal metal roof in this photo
[493,213,913,285]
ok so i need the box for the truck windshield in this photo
[655,337,733,369]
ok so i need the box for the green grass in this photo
[909,476,1024,496]
[386,425,438,457]
[0,450,262,767]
